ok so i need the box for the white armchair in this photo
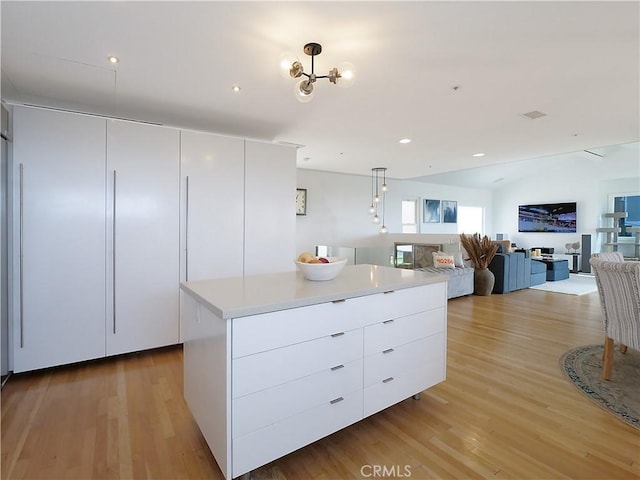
[596,251,625,262]
[589,257,640,380]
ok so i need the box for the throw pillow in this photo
[453,252,464,268]
[434,255,455,269]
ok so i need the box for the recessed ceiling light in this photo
[399,138,411,144]
[231,85,241,93]
[107,55,119,64]
[472,152,485,157]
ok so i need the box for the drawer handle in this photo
[383,348,394,354]
[383,319,394,325]
[383,290,395,294]
[331,364,344,371]
[332,299,346,304]
[331,332,345,337]
[383,377,394,383]
[330,397,344,405]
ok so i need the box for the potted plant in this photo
[459,233,499,295]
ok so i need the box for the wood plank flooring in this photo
[2,288,639,479]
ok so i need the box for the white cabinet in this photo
[363,309,446,417]
[12,107,181,371]
[180,135,296,281]
[12,107,107,372]
[181,270,447,479]
[106,120,180,355]
[11,106,298,372]
[244,141,296,275]
[180,130,245,281]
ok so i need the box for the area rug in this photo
[529,273,597,295]
[560,344,639,429]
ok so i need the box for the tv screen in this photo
[518,202,577,233]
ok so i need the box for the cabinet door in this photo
[244,141,296,275]
[180,130,244,281]
[106,120,180,355]
[12,107,106,372]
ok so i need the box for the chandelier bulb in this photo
[374,194,380,203]
[336,61,356,88]
[368,204,376,215]
[372,214,380,224]
[295,80,314,103]
[382,183,388,192]
[379,225,388,234]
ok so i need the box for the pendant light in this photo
[369,167,388,233]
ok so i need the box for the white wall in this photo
[296,168,493,255]
[492,146,640,256]
[297,144,639,261]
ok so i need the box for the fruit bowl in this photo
[294,257,347,281]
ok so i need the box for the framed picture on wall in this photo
[423,199,441,223]
[442,200,458,223]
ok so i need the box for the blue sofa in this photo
[488,251,531,293]
[530,259,546,286]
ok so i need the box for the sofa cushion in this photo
[434,255,455,268]
[531,260,546,274]
[417,266,474,299]
[493,240,511,254]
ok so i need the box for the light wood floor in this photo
[2,289,639,480]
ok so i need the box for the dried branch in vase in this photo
[459,233,499,269]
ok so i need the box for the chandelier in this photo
[280,43,356,103]
[368,167,388,234]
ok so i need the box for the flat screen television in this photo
[518,202,577,233]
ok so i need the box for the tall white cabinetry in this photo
[12,105,296,372]
[180,131,245,281]
[12,107,181,371]
[12,107,107,372]
[244,141,296,275]
[106,120,180,355]
[180,135,296,280]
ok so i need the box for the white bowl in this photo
[294,257,347,281]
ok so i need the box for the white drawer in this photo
[232,328,363,398]
[364,335,443,387]
[233,389,362,478]
[232,284,445,359]
[232,296,374,358]
[363,353,445,418]
[368,283,446,322]
[233,358,363,438]
[364,308,444,355]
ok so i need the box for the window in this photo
[613,193,640,237]
[457,206,484,234]
[401,199,419,233]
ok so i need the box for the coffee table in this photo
[536,258,569,281]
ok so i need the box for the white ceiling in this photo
[2,1,639,185]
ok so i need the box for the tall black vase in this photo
[474,267,495,295]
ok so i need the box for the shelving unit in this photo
[596,212,626,252]
[628,227,640,259]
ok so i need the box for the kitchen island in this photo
[180,264,448,479]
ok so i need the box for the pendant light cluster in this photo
[280,42,356,103]
[368,167,388,233]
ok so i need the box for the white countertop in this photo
[181,264,447,319]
